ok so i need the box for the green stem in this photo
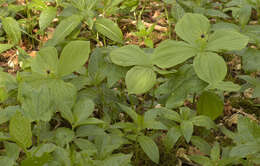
[164,4,172,39]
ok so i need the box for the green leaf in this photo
[58,40,90,77]
[138,135,159,164]
[9,112,32,149]
[189,155,212,166]
[0,44,13,54]
[73,98,95,127]
[39,7,57,31]
[0,157,15,166]
[164,126,182,150]
[197,91,224,120]
[4,142,20,161]
[194,52,227,84]
[230,142,260,158]
[191,115,216,129]
[2,17,21,44]
[242,48,260,72]
[95,18,123,43]
[126,66,156,94]
[210,142,220,161]
[55,128,75,147]
[44,15,82,46]
[21,153,52,166]
[110,45,152,67]
[210,81,241,92]
[153,40,197,68]
[180,121,193,143]
[118,103,138,123]
[191,136,211,155]
[239,5,251,26]
[206,29,249,52]
[175,13,210,45]
[31,47,59,76]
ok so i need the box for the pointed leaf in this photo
[0,44,13,54]
[110,45,152,67]
[9,112,32,149]
[39,7,57,30]
[44,15,82,46]
[73,98,95,126]
[181,121,193,143]
[211,81,241,92]
[175,13,210,45]
[207,29,249,52]
[2,17,21,44]
[138,135,159,164]
[194,52,227,84]
[153,40,196,68]
[58,40,90,76]
[95,18,123,43]
[126,66,156,94]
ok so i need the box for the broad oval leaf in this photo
[138,135,159,164]
[44,15,82,46]
[58,40,90,77]
[126,66,156,94]
[9,112,32,149]
[210,81,241,92]
[110,45,152,67]
[95,18,123,43]
[206,29,249,52]
[31,47,59,76]
[175,13,210,45]
[197,91,224,120]
[39,7,57,31]
[153,40,197,68]
[2,17,21,45]
[194,52,227,84]
[73,98,95,127]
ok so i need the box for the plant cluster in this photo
[0,0,259,165]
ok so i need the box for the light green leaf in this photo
[175,13,210,45]
[230,142,260,158]
[206,29,249,52]
[191,115,216,129]
[153,40,197,68]
[118,103,138,123]
[239,5,251,26]
[73,98,95,126]
[210,81,241,92]
[126,66,156,94]
[189,155,212,166]
[39,7,57,30]
[197,91,224,120]
[0,157,15,166]
[210,142,220,161]
[138,135,159,164]
[194,52,227,84]
[58,40,90,77]
[95,18,123,43]
[9,112,32,149]
[2,17,21,44]
[164,126,182,150]
[242,48,260,72]
[31,47,59,76]
[110,45,152,67]
[55,128,75,147]
[4,142,20,161]
[191,136,211,155]
[181,121,193,143]
[0,44,13,54]
[44,15,82,46]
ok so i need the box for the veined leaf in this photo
[175,13,210,45]
[0,44,13,54]
[39,7,57,31]
[138,135,159,164]
[44,15,82,46]
[2,17,21,44]
[110,45,152,67]
[95,18,123,43]
[31,47,59,76]
[194,52,227,84]
[153,40,197,68]
[206,29,249,52]
[9,112,32,149]
[58,40,90,77]
[181,120,193,143]
[126,66,156,94]
[210,81,241,92]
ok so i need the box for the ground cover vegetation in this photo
[0,0,259,165]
